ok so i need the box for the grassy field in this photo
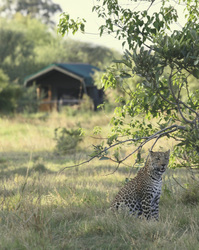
[0,111,199,250]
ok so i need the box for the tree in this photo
[0,69,22,113]
[0,14,120,113]
[0,14,120,85]
[0,22,36,83]
[0,0,62,25]
[59,40,121,68]
[58,0,199,169]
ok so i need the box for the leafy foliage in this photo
[0,14,119,114]
[0,69,40,113]
[0,69,22,113]
[54,125,84,154]
[17,84,40,113]
[0,0,62,25]
[58,0,199,169]
[58,12,86,35]
[180,182,199,205]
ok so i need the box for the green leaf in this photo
[192,69,199,79]
[194,59,199,66]
[99,156,110,160]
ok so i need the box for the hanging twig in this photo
[103,162,121,176]
[172,175,186,190]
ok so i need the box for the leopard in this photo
[110,150,170,220]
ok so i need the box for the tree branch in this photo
[103,162,120,176]
[58,136,148,173]
[119,125,185,163]
[58,125,186,173]
[168,69,196,124]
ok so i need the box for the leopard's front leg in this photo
[151,193,161,220]
[141,195,153,220]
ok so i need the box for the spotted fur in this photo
[110,150,170,220]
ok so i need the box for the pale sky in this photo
[54,0,125,51]
[54,0,186,52]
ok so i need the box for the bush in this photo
[0,69,22,113]
[17,84,40,113]
[33,163,48,173]
[54,125,84,154]
[0,69,40,114]
[180,182,199,205]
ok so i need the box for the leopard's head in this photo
[148,150,170,175]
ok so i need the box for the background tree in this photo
[58,0,199,169]
[0,0,62,25]
[0,69,22,113]
[0,13,120,113]
[0,13,120,84]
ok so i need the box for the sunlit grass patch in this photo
[0,112,199,249]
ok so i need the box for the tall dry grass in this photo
[0,111,199,249]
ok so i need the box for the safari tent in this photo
[24,63,103,111]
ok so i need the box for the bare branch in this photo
[58,124,186,173]
[172,175,186,190]
[179,100,199,117]
[103,162,120,176]
[177,101,195,124]
[146,0,156,12]
[150,135,162,151]
[168,69,196,124]
[157,89,177,106]
[115,125,186,163]
[57,157,96,174]
[58,136,148,173]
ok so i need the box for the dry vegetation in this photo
[0,110,199,249]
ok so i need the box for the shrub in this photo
[180,182,199,205]
[0,69,22,113]
[54,125,84,154]
[0,70,40,114]
[33,163,48,173]
[17,84,40,113]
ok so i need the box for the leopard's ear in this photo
[167,149,170,155]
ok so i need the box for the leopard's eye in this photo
[156,157,160,161]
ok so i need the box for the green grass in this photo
[0,111,199,249]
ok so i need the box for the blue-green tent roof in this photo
[24,63,100,87]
